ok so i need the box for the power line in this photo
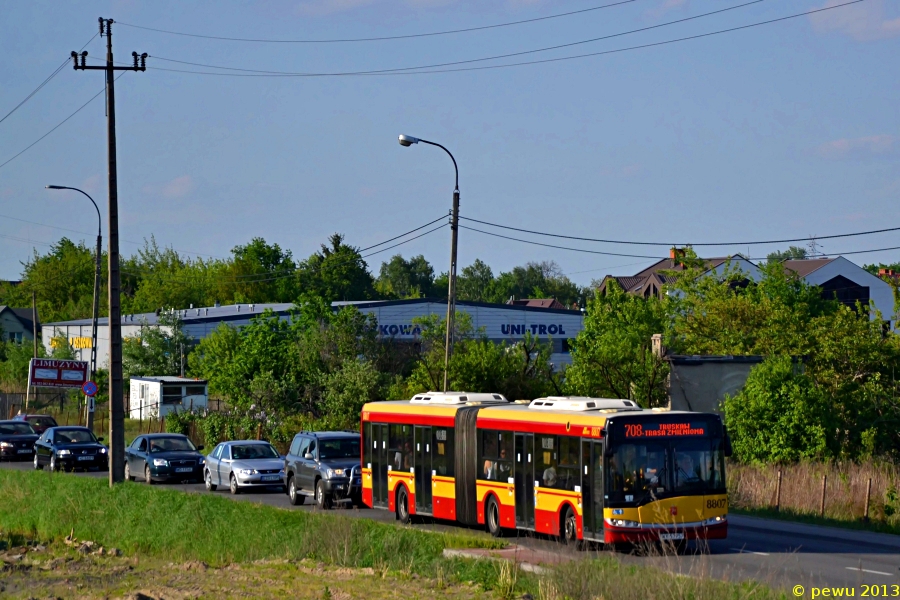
[116,0,636,44]
[148,0,766,77]
[460,216,900,247]
[141,1,863,78]
[357,214,447,252]
[460,224,900,261]
[0,32,98,127]
[0,71,127,172]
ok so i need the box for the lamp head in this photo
[398,134,419,147]
[46,185,66,190]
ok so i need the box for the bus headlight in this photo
[702,515,727,526]
[606,518,641,528]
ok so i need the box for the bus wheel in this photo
[486,497,503,538]
[396,487,411,524]
[561,506,580,547]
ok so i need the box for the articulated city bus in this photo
[361,393,730,545]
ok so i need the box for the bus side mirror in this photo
[723,428,733,458]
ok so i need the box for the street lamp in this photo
[46,185,101,431]
[398,134,459,393]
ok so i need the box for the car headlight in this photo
[198,457,205,465]
[324,468,335,478]
[702,515,727,526]
[278,469,285,476]
[238,469,257,476]
[153,458,169,467]
[606,518,641,528]
[99,448,107,454]
[0,442,13,448]
[58,449,71,456]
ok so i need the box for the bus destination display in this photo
[623,422,707,438]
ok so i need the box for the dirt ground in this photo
[0,542,492,600]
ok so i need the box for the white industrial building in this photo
[128,376,209,419]
[43,299,585,370]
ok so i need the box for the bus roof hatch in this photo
[528,396,639,411]
[410,392,509,405]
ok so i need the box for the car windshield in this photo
[53,429,97,444]
[28,417,56,428]
[607,439,726,503]
[319,438,360,460]
[149,437,197,453]
[231,444,279,460]
[0,423,34,435]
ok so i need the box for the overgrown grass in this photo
[0,469,498,570]
[728,460,900,535]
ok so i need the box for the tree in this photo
[375,254,435,298]
[488,261,581,306]
[766,246,808,263]
[403,313,559,400]
[216,237,298,304]
[296,234,376,302]
[122,312,194,382]
[123,237,216,314]
[565,280,669,407]
[456,259,494,302]
[0,238,106,323]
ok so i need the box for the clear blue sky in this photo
[1,0,898,286]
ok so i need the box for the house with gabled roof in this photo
[0,305,40,344]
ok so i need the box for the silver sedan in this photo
[204,440,286,495]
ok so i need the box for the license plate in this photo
[261,475,280,482]
[660,533,684,541]
[175,467,193,473]
[17,449,32,454]
[77,456,93,461]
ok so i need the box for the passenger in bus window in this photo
[676,453,699,487]
[402,441,413,471]
[542,464,558,487]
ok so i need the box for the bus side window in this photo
[558,436,579,491]
[363,422,373,467]
[433,427,454,477]
[390,424,413,471]
[537,435,559,489]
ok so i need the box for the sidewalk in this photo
[729,514,900,550]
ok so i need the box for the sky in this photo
[1,0,899,287]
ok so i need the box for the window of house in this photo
[185,386,206,396]
[161,386,182,404]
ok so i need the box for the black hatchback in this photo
[33,426,108,472]
[0,420,38,461]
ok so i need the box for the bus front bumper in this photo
[603,515,727,543]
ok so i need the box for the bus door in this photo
[515,433,535,529]
[581,439,604,540]
[414,426,433,513]
[373,424,389,508]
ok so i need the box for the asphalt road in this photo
[4,460,900,595]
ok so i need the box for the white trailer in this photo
[128,376,209,419]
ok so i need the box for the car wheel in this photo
[561,506,580,547]
[124,462,135,482]
[230,474,240,495]
[288,476,304,506]
[396,486,411,524]
[205,469,217,491]
[33,454,41,471]
[50,454,59,472]
[315,479,331,510]
[486,496,503,538]
[145,465,155,485]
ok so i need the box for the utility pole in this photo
[31,290,38,359]
[71,18,147,486]
[444,193,459,392]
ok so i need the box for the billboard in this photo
[28,359,89,389]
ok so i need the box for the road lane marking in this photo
[845,567,893,576]
[730,547,770,556]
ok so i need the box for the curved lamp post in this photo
[398,135,459,393]
[46,185,101,430]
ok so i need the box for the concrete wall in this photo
[668,356,764,414]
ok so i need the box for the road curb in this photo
[729,514,900,550]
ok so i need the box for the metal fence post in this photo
[775,470,783,512]
[820,474,827,517]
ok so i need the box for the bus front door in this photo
[414,426,433,514]
[515,433,535,529]
[581,439,604,540]
[373,424,389,508]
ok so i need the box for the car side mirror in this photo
[304,453,314,460]
[197,445,204,451]
[97,437,104,442]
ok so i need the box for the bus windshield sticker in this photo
[623,422,707,438]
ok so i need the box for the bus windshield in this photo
[607,439,725,503]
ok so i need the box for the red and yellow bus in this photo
[361,393,729,545]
